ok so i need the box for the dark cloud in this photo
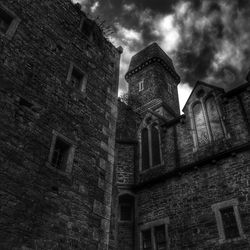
[73,0,250,101]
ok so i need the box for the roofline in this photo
[182,80,225,112]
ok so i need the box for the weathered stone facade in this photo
[114,43,250,249]
[0,0,121,249]
[1,1,250,249]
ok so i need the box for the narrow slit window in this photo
[139,80,144,91]
[51,137,71,170]
[220,207,240,239]
[167,83,172,94]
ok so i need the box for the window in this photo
[0,8,12,34]
[140,218,169,250]
[167,83,172,94]
[48,130,76,174]
[142,230,152,250]
[0,5,20,39]
[139,80,144,91]
[212,199,245,243]
[155,225,167,250]
[66,63,87,93]
[190,93,226,149]
[141,127,150,171]
[119,194,134,222]
[140,122,162,171]
[220,207,239,239]
[193,102,209,146]
[51,137,71,170]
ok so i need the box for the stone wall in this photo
[0,0,121,249]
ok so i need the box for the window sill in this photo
[140,163,164,174]
[218,235,247,244]
[45,162,72,182]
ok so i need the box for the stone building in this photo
[0,0,122,249]
[114,43,250,249]
[0,0,250,250]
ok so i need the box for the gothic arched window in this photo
[191,93,226,149]
[140,122,162,171]
[205,96,224,140]
[193,102,209,146]
[151,124,161,166]
[141,128,150,171]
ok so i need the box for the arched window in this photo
[191,93,226,149]
[151,124,161,166]
[193,102,209,146]
[141,128,150,171]
[205,96,224,140]
[140,122,162,171]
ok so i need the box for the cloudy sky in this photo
[72,0,250,110]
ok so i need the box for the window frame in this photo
[0,4,20,39]
[211,198,245,244]
[139,121,163,172]
[139,218,170,250]
[139,80,144,92]
[189,91,228,151]
[118,194,135,223]
[66,62,88,93]
[48,130,76,174]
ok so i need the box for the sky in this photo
[72,0,250,110]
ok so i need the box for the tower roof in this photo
[125,43,180,82]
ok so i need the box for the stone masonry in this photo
[0,0,121,249]
[114,43,250,249]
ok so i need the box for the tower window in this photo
[48,131,76,174]
[0,5,20,39]
[139,80,144,91]
[66,63,87,93]
[51,137,71,170]
[167,83,172,94]
[71,68,84,90]
[0,8,12,34]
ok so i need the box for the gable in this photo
[182,81,225,113]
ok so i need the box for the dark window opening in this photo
[142,128,150,171]
[151,124,161,166]
[19,97,33,109]
[51,137,71,170]
[142,229,152,250]
[0,8,12,34]
[119,194,134,222]
[81,19,93,40]
[155,225,166,250]
[120,204,132,221]
[71,68,84,89]
[220,207,240,239]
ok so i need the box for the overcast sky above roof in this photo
[72,0,250,110]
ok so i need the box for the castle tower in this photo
[125,43,181,119]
